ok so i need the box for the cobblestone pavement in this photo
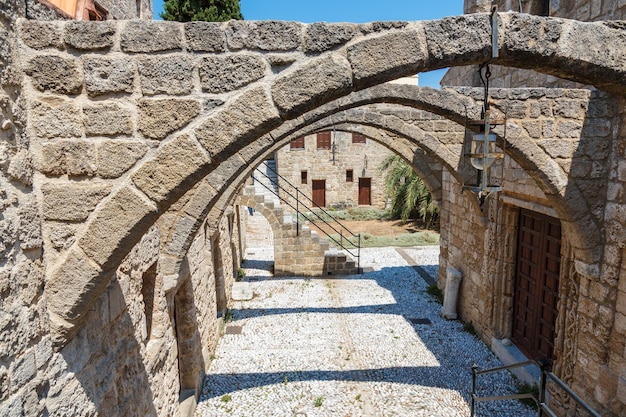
[196,243,534,417]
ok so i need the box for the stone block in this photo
[120,20,182,52]
[132,134,211,207]
[183,181,218,220]
[83,56,135,96]
[78,185,159,269]
[64,21,115,50]
[41,182,111,221]
[48,224,77,250]
[499,13,563,63]
[271,54,352,117]
[65,140,96,177]
[30,97,83,139]
[24,55,83,94]
[138,98,201,140]
[198,54,266,94]
[7,148,33,186]
[19,20,63,49]
[226,20,302,51]
[184,22,226,52]
[165,215,196,256]
[83,102,132,136]
[304,22,359,53]
[46,248,103,322]
[9,349,36,391]
[537,139,577,159]
[97,140,148,179]
[137,55,194,96]
[195,87,280,159]
[347,28,427,88]
[424,14,491,66]
[17,199,42,250]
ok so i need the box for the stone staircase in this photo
[242,161,359,276]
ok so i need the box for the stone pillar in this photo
[441,266,463,319]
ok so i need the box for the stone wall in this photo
[440,4,626,411]
[275,131,390,209]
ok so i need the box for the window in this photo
[317,132,331,149]
[346,170,353,182]
[352,133,366,144]
[290,137,304,150]
[301,171,307,184]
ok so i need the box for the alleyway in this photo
[195,215,534,417]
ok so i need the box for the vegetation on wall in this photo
[161,0,243,22]
[379,154,439,229]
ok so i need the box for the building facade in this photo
[274,130,390,210]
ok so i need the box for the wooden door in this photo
[312,180,325,207]
[358,178,371,205]
[512,209,561,360]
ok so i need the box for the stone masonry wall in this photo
[442,3,626,415]
[275,131,390,210]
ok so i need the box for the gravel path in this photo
[196,239,534,416]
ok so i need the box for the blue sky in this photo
[152,0,465,87]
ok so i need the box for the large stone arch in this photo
[20,14,622,346]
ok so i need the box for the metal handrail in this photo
[264,161,360,238]
[470,359,601,417]
[251,166,361,272]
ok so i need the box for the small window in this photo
[301,171,307,184]
[317,132,331,149]
[346,170,353,182]
[290,137,304,150]
[352,133,366,144]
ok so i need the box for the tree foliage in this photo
[161,0,243,22]
[379,154,439,229]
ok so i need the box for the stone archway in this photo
[18,14,624,347]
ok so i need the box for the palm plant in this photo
[379,154,439,229]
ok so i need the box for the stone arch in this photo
[35,13,622,346]
[159,87,596,305]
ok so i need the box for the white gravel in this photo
[195,245,535,417]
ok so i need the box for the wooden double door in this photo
[512,209,561,360]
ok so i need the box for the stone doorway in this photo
[512,209,561,360]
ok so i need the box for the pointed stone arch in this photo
[30,14,623,347]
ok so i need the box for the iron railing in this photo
[470,359,601,417]
[251,162,361,272]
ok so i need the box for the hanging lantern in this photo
[462,63,504,198]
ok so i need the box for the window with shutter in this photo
[317,132,331,149]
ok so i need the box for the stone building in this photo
[0,1,625,417]
[274,130,390,209]
[430,1,626,416]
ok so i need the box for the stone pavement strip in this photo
[195,246,535,417]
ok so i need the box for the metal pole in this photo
[296,189,300,237]
[470,364,478,417]
[538,359,552,417]
[357,234,361,273]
